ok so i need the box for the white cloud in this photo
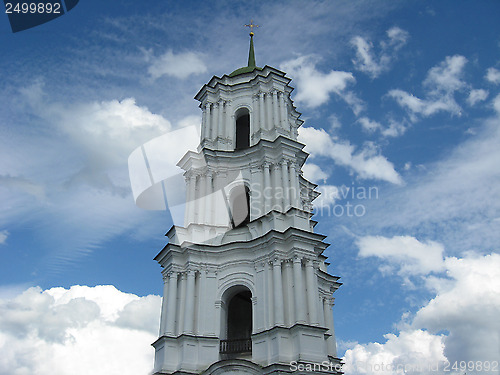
[314,185,340,208]
[352,111,500,254]
[0,285,161,375]
[485,67,500,85]
[357,235,445,276]
[423,55,468,94]
[358,117,407,138]
[0,85,174,268]
[302,163,329,184]
[343,329,446,375]
[351,27,409,78]
[413,254,500,364]
[388,55,467,121]
[281,55,364,112]
[0,230,8,245]
[148,50,207,80]
[358,117,382,133]
[344,253,500,374]
[467,88,489,106]
[299,127,402,185]
[493,93,500,114]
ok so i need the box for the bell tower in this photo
[152,26,342,375]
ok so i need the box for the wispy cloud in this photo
[467,88,489,106]
[388,55,468,121]
[299,126,402,185]
[351,27,409,78]
[357,235,445,276]
[485,67,500,85]
[147,50,207,80]
[0,230,8,245]
[281,55,365,113]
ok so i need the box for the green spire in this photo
[248,33,256,67]
[228,20,262,77]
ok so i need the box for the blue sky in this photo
[1,1,500,374]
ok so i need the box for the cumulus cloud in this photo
[302,162,329,184]
[0,230,8,245]
[467,88,489,106]
[344,253,500,375]
[314,185,340,208]
[388,55,467,121]
[0,285,161,375]
[351,27,409,78]
[358,117,408,138]
[413,254,500,364]
[148,50,207,80]
[357,235,446,276]
[0,84,176,269]
[281,55,364,113]
[485,67,500,85]
[343,330,446,375]
[299,127,402,185]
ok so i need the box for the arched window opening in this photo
[227,291,252,340]
[235,109,250,150]
[229,185,250,228]
[220,289,252,355]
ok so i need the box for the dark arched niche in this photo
[235,108,250,150]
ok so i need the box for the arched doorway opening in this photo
[235,108,250,150]
[220,286,252,356]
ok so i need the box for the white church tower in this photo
[152,24,342,375]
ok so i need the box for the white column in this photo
[204,103,211,140]
[272,162,282,211]
[183,270,196,334]
[289,162,300,208]
[279,91,288,130]
[217,101,223,141]
[272,90,279,129]
[272,258,284,326]
[293,256,307,324]
[204,171,213,225]
[281,160,290,211]
[177,273,187,335]
[284,260,295,326]
[250,167,263,220]
[159,274,169,335]
[263,163,271,213]
[266,92,273,131]
[225,102,232,140]
[259,92,265,131]
[201,105,206,142]
[197,268,207,334]
[211,103,219,140]
[305,259,319,325]
[266,261,274,328]
[165,272,178,335]
[219,101,226,141]
[198,174,206,225]
[324,298,337,357]
[185,175,196,226]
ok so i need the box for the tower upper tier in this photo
[195,40,304,151]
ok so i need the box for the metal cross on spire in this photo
[245,20,259,36]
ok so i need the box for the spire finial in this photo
[244,20,258,68]
[245,19,259,36]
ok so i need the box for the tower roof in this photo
[229,22,263,77]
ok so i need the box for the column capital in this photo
[293,255,303,264]
[271,257,282,266]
